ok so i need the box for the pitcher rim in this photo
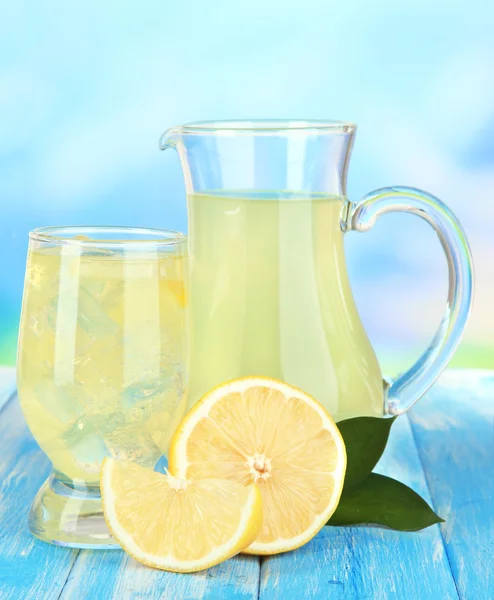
[173,119,357,135]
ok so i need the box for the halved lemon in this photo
[169,377,346,555]
[101,458,262,572]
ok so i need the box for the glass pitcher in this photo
[160,120,473,422]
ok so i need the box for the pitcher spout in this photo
[159,127,183,150]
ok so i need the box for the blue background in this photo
[1,1,492,371]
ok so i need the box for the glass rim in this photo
[29,226,186,248]
[170,119,357,136]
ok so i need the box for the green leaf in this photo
[327,473,444,531]
[337,416,397,490]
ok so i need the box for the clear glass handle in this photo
[347,186,474,415]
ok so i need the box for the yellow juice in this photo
[17,245,186,486]
[187,191,384,421]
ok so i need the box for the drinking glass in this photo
[17,226,187,547]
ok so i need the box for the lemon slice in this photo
[169,377,346,555]
[101,458,263,572]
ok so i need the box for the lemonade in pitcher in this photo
[17,228,187,491]
[187,191,384,421]
[162,119,472,424]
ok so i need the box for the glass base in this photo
[29,473,120,549]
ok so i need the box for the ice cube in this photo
[64,409,126,444]
[66,433,109,477]
[121,379,169,412]
[77,285,119,336]
[25,260,47,290]
[26,298,58,337]
[99,279,124,308]
[72,342,123,413]
[104,423,163,469]
[78,276,122,312]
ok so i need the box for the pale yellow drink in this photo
[18,243,186,486]
[187,191,384,421]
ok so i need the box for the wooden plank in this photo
[260,414,458,600]
[0,366,16,412]
[0,395,80,600]
[60,550,260,599]
[408,370,494,600]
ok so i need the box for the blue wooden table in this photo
[0,368,492,599]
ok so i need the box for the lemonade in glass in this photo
[17,226,187,547]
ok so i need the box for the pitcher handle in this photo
[347,186,474,415]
